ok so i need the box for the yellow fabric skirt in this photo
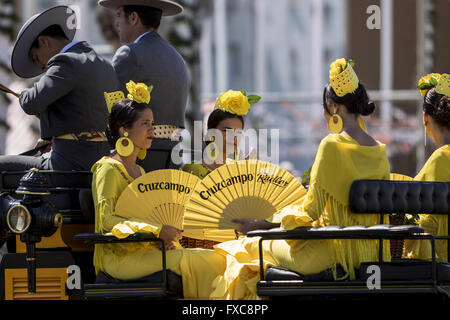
[210,236,336,300]
[101,246,226,300]
[404,214,448,262]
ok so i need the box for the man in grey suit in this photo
[0,6,118,172]
[99,0,190,172]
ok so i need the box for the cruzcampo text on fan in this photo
[137,182,192,194]
[199,173,290,200]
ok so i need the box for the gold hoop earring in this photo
[424,123,427,147]
[116,132,134,157]
[328,112,343,134]
[137,148,147,160]
[358,117,367,133]
[205,142,218,162]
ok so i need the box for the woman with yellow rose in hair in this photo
[209,59,391,300]
[183,89,260,178]
[181,90,260,248]
[92,81,226,299]
[404,73,450,262]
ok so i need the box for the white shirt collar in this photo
[60,41,82,54]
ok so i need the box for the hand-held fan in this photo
[183,160,307,239]
[115,169,200,230]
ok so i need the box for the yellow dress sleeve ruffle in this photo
[112,219,162,239]
[266,203,313,230]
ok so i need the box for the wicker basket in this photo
[389,216,405,259]
[179,236,220,249]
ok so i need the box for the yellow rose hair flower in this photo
[214,89,261,116]
[329,58,347,79]
[417,73,441,97]
[126,80,153,104]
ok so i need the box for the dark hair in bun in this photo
[424,88,450,130]
[323,83,376,116]
[106,99,152,149]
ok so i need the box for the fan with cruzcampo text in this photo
[115,170,201,230]
[182,160,307,241]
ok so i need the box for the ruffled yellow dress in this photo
[210,134,391,300]
[92,157,226,299]
[404,144,450,262]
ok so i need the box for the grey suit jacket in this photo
[20,41,118,139]
[112,31,190,128]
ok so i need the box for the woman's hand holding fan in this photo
[159,225,183,250]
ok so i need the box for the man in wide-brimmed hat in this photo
[0,6,118,173]
[99,0,190,172]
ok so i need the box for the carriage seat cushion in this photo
[95,270,183,294]
[359,260,450,282]
[265,265,346,282]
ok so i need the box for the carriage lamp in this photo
[0,168,62,293]
[6,204,32,233]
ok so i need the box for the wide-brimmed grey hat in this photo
[11,6,77,79]
[98,0,183,16]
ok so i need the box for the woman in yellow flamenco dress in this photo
[183,89,260,179]
[92,81,225,299]
[209,59,391,300]
[182,90,260,244]
[404,73,450,262]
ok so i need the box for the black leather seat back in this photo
[350,180,450,214]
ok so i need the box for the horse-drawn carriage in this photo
[0,165,449,301]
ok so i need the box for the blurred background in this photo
[0,0,449,179]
